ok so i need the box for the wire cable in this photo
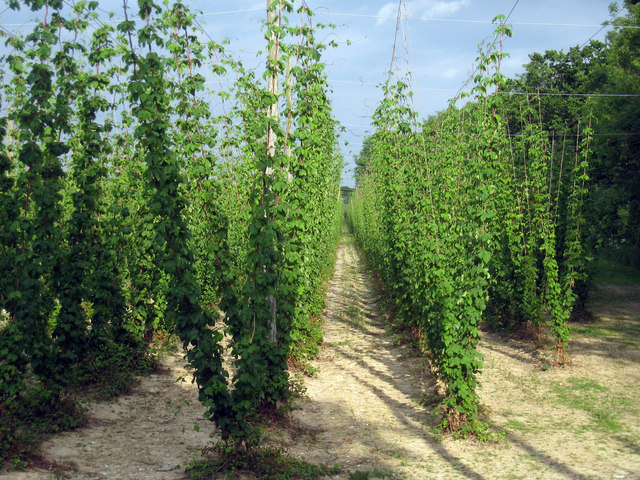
[387,0,403,81]
[506,91,640,97]
[313,10,639,29]
[327,78,455,92]
[580,5,621,48]
[200,8,263,17]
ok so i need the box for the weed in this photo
[412,392,440,408]
[0,387,85,469]
[187,443,341,480]
[428,425,444,442]
[592,409,622,432]
[289,314,326,376]
[345,304,366,326]
[0,337,165,470]
[348,468,397,480]
[552,377,627,433]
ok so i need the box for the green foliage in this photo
[592,247,640,285]
[348,36,504,434]
[552,377,630,433]
[0,0,342,458]
[72,341,160,400]
[501,3,640,289]
[0,339,157,468]
[187,443,341,480]
[587,2,640,261]
[0,386,84,469]
[348,20,590,434]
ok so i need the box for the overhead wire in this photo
[327,78,455,92]
[7,3,636,29]
[506,91,640,97]
[403,0,421,115]
[2,2,637,144]
[298,10,640,29]
[580,6,620,48]
[4,4,640,29]
[201,8,263,17]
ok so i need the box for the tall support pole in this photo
[284,55,293,158]
[267,0,279,158]
[266,0,279,343]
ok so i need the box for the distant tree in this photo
[502,41,607,136]
[340,185,355,204]
[588,1,640,257]
[354,134,378,185]
[500,1,639,265]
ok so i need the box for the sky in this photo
[0,0,617,186]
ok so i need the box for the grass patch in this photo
[573,325,611,339]
[345,304,366,326]
[571,321,640,349]
[348,468,397,480]
[187,443,341,480]
[591,409,621,432]
[552,377,628,433]
[504,419,533,434]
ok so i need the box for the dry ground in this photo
[3,231,639,479]
[284,232,640,480]
[1,355,214,480]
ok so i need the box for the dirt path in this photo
[285,232,437,476]
[4,231,640,479]
[284,232,640,480]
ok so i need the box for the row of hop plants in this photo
[0,0,342,460]
[346,20,590,436]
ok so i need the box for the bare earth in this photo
[1,356,214,480]
[4,232,639,479]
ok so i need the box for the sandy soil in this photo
[1,355,214,480]
[4,231,639,479]
[284,233,640,480]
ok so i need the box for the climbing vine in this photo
[0,0,342,455]
[348,18,590,435]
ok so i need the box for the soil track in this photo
[3,231,640,479]
[285,232,640,479]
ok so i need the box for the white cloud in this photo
[376,0,471,25]
[441,68,460,80]
[376,2,398,26]
[417,0,471,19]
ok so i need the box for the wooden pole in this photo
[266,0,279,344]
[267,0,279,159]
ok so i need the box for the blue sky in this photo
[0,0,616,186]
